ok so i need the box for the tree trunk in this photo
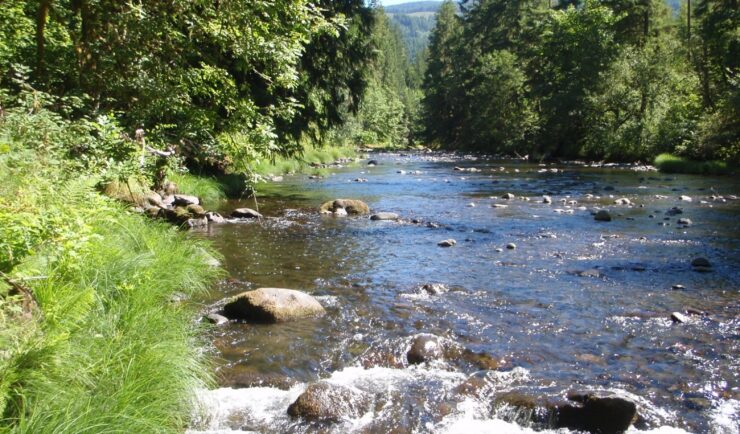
[36,0,53,80]
[687,0,691,61]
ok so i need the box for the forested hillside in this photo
[385,2,442,60]
[422,0,738,163]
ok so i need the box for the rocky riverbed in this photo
[189,152,739,433]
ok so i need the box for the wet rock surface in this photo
[320,199,370,215]
[222,287,326,323]
[232,207,263,219]
[287,382,370,422]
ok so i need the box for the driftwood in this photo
[0,271,41,319]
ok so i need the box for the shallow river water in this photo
[189,152,739,433]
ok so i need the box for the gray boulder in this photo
[173,194,199,206]
[232,208,263,219]
[438,239,457,247]
[370,212,399,221]
[222,288,325,323]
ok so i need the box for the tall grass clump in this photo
[250,145,357,179]
[167,172,226,207]
[654,153,731,175]
[1,113,222,432]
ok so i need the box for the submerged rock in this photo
[217,365,297,390]
[594,210,612,222]
[320,199,370,215]
[671,312,689,323]
[496,392,637,434]
[690,257,711,272]
[421,283,449,295]
[614,198,631,205]
[502,193,516,200]
[407,334,444,365]
[222,287,326,323]
[506,243,517,250]
[232,207,263,219]
[204,312,229,325]
[542,195,552,204]
[287,382,369,422]
[370,212,399,221]
[677,218,692,226]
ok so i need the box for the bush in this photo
[654,153,731,175]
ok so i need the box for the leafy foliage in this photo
[0,108,221,433]
[422,0,739,163]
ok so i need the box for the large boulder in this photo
[320,199,370,215]
[287,382,369,422]
[222,287,325,323]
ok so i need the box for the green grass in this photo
[250,145,357,179]
[654,153,731,175]
[167,172,227,208]
[0,148,222,433]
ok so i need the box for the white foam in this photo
[709,399,739,434]
[189,385,304,432]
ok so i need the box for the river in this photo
[189,152,739,433]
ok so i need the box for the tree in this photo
[422,0,462,146]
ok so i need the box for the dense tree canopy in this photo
[422,0,739,163]
[0,0,375,173]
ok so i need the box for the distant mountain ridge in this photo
[385,0,681,60]
[384,1,443,15]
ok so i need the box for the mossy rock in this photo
[319,199,370,215]
[186,204,206,217]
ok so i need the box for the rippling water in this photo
[189,153,739,433]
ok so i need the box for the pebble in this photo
[671,312,689,324]
[506,243,516,250]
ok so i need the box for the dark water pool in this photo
[190,153,739,433]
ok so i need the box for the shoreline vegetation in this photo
[0,143,222,431]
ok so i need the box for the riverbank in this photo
[654,153,732,175]
[0,146,221,431]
